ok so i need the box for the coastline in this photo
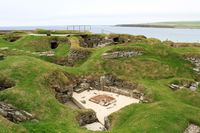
[116,24,200,29]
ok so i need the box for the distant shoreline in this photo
[116,24,174,28]
[116,24,200,29]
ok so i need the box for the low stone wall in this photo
[102,51,143,59]
[104,116,111,130]
[76,110,98,126]
[0,102,33,123]
[47,71,73,104]
[185,55,200,73]
[67,49,90,65]
[80,35,113,48]
[103,86,144,100]
[169,80,199,91]
[73,75,146,102]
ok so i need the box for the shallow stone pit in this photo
[89,95,116,106]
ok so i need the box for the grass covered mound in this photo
[0,34,199,133]
[34,29,91,35]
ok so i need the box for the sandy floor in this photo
[84,122,105,131]
[73,90,140,125]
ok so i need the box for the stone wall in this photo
[73,75,146,102]
[104,116,111,130]
[185,55,200,73]
[47,71,73,103]
[67,49,90,65]
[102,51,143,59]
[80,35,113,48]
[169,79,199,91]
[0,102,33,123]
[99,75,144,100]
[55,49,90,67]
[76,110,98,126]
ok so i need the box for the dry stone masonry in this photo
[99,75,145,101]
[76,110,98,126]
[73,75,146,102]
[80,35,113,48]
[185,55,200,74]
[47,71,73,104]
[102,50,143,59]
[169,80,199,91]
[67,49,90,66]
[0,102,33,123]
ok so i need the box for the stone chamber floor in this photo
[73,90,140,131]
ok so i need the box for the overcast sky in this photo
[0,0,200,26]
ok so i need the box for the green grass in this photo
[0,35,200,132]
[34,29,91,35]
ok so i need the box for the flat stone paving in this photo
[84,122,106,131]
[73,90,140,125]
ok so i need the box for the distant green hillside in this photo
[149,21,200,28]
[117,21,200,29]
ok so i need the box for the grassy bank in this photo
[0,34,199,132]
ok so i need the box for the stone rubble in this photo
[0,47,55,57]
[102,51,143,59]
[0,102,33,123]
[51,84,73,104]
[184,124,200,133]
[47,71,74,104]
[80,35,113,48]
[38,51,55,57]
[76,110,98,126]
[169,82,199,91]
[185,56,200,74]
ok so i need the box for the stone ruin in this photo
[38,51,55,57]
[73,75,146,102]
[79,35,113,48]
[50,40,59,49]
[47,71,73,104]
[184,124,200,133]
[102,50,143,59]
[67,49,90,66]
[76,110,98,126]
[55,49,90,67]
[169,80,199,91]
[0,75,15,91]
[0,102,33,123]
[185,54,200,73]
[79,34,148,48]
